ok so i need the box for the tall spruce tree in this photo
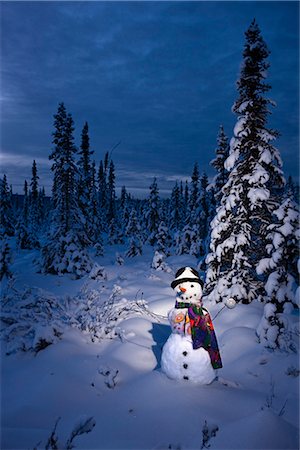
[23,180,29,227]
[145,178,160,245]
[169,182,182,231]
[184,181,189,218]
[126,208,142,257]
[77,122,94,234]
[89,160,100,241]
[16,180,30,249]
[107,160,116,224]
[189,163,200,221]
[205,20,285,304]
[28,160,42,246]
[211,125,230,206]
[198,172,210,256]
[0,174,14,236]
[41,103,92,277]
[98,158,108,227]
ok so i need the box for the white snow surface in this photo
[1,245,299,450]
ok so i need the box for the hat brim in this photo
[171,278,203,289]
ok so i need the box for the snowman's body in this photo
[161,267,220,385]
[161,307,216,384]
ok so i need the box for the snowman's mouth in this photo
[176,292,200,302]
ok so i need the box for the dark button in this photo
[183,376,189,380]
[183,363,188,369]
[182,351,188,356]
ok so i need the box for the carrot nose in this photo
[179,287,186,293]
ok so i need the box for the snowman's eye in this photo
[191,285,194,288]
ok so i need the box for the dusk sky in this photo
[1,1,299,197]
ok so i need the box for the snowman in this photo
[161,267,222,384]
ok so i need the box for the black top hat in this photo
[171,266,203,290]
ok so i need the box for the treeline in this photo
[0,119,224,262]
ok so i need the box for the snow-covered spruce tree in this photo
[126,236,142,258]
[197,172,211,257]
[77,122,94,237]
[176,223,199,256]
[92,163,104,255]
[188,162,200,222]
[16,180,32,249]
[41,103,92,278]
[27,160,42,248]
[145,178,160,245]
[205,20,285,304]
[184,180,189,218]
[23,180,29,227]
[125,208,142,257]
[176,164,203,256]
[107,160,116,225]
[169,182,184,232]
[108,217,124,245]
[119,186,131,236]
[256,198,299,351]
[211,125,230,206]
[285,175,299,204]
[155,220,172,256]
[98,159,108,227]
[0,232,13,281]
[89,160,101,242]
[0,174,14,237]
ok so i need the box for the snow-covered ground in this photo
[1,245,299,450]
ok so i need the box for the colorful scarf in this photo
[175,301,223,369]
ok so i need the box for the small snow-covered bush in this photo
[1,285,70,354]
[88,263,107,281]
[151,251,171,272]
[256,303,299,353]
[94,241,104,257]
[1,282,160,354]
[75,285,159,342]
[126,236,142,258]
[115,252,124,266]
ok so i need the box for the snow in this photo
[247,187,270,204]
[213,409,299,449]
[244,163,270,185]
[1,244,299,450]
[236,100,252,113]
[224,149,239,171]
[259,147,272,165]
[233,116,249,138]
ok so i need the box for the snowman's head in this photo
[171,267,203,304]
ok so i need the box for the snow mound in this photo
[212,409,299,449]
